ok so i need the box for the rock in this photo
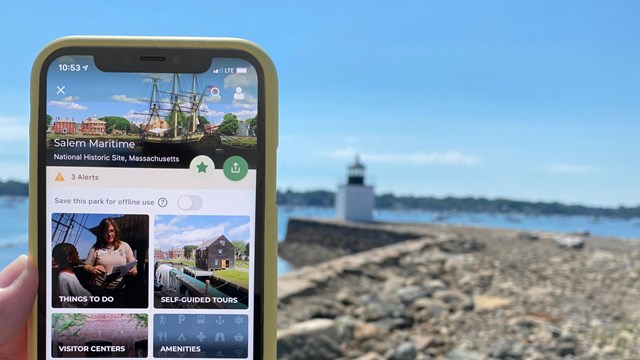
[286,297,342,321]
[354,321,383,341]
[398,286,429,305]
[447,347,482,360]
[372,317,412,333]
[477,270,494,290]
[277,319,343,360]
[414,335,436,351]
[440,237,485,253]
[433,290,474,311]
[412,298,449,321]
[357,296,405,321]
[474,295,513,311]
[518,231,540,241]
[336,287,355,305]
[335,316,357,344]
[556,343,576,357]
[422,279,448,295]
[389,342,417,360]
[356,352,385,360]
[553,235,585,249]
[488,338,524,359]
[556,335,577,357]
[356,301,385,322]
[507,316,534,329]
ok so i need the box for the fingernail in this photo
[0,255,29,289]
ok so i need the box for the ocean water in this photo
[1,197,639,274]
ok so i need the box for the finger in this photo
[0,255,39,345]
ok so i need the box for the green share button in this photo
[223,156,249,181]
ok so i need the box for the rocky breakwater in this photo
[277,219,640,359]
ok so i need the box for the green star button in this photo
[189,155,215,179]
[196,161,208,173]
[223,156,249,181]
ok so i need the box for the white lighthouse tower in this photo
[336,155,374,222]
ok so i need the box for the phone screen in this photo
[40,51,263,359]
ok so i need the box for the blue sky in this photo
[1,1,639,207]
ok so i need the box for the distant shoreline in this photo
[278,189,640,219]
[0,180,28,197]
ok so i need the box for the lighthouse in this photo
[336,155,375,222]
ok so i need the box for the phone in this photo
[29,37,277,360]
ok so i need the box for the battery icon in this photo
[236,67,248,74]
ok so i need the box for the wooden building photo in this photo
[195,235,236,271]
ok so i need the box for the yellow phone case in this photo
[29,36,278,360]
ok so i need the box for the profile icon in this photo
[233,87,244,100]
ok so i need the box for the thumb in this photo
[0,255,39,344]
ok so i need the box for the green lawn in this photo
[213,270,249,289]
[236,260,249,269]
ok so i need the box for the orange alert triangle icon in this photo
[55,173,65,182]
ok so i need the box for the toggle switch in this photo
[177,195,203,211]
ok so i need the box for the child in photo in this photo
[52,243,92,307]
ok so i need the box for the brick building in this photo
[154,248,164,260]
[167,246,184,260]
[51,117,77,134]
[80,115,106,135]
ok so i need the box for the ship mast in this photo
[191,74,199,133]
[171,74,179,138]
[143,78,160,133]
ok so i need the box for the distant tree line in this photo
[277,189,335,207]
[0,180,28,196]
[277,189,640,219]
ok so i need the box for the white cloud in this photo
[228,222,250,237]
[231,109,258,120]
[154,216,186,235]
[546,164,600,174]
[319,147,479,166]
[61,96,79,102]
[224,73,257,89]
[155,223,229,250]
[169,216,185,225]
[154,222,178,235]
[232,93,257,105]
[198,103,225,118]
[111,94,143,103]
[0,115,28,140]
[48,101,87,110]
[232,103,257,110]
[124,109,150,123]
[203,94,222,104]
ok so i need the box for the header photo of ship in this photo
[45,56,258,169]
